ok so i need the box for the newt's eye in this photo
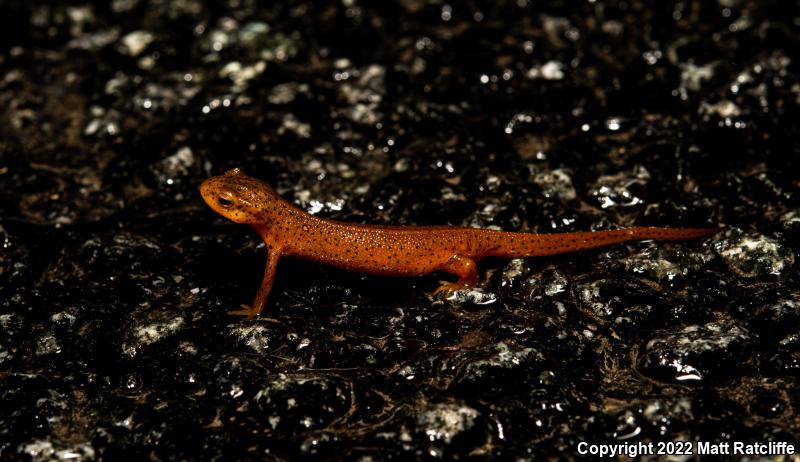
[217,196,234,208]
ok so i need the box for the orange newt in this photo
[200,168,719,318]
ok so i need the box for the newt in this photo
[200,168,719,318]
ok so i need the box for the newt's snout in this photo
[200,176,247,223]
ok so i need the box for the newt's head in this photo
[200,168,277,225]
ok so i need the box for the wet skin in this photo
[200,169,719,319]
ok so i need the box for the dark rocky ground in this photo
[1,0,799,460]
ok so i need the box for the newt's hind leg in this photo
[432,255,479,298]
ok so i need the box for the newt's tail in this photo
[483,227,720,258]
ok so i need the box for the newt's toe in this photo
[227,304,259,319]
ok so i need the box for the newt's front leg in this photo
[228,246,282,319]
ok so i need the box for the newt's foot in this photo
[430,280,470,299]
[227,304,260,319]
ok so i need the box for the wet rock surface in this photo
[1,1,799,460]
